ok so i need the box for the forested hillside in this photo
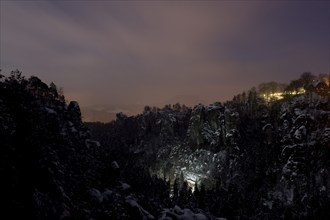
[87,73,330,219]
[1,70,329,219]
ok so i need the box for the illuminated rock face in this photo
[154,137,228,190]
[181,169,204,187]
[86,91,330,219]
[139,102,240,190]
[187,102,226,151]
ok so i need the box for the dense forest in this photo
[0,70,329,219]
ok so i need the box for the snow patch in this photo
[45,107,57,114]
[111,161,120,169]
[159,205,211,220]
[125,196,154,219]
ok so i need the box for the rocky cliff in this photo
[88,90,330,219]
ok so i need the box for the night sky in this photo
[1,1,329,121]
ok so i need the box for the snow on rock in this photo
[89,188,103,204]
[187,102,226,148]
[294,108,303,116]
[262,123,273,131]
[44,107,57,115]
[125,196,154,220]
[85,139,101,148]
[70,126,78,133]
[206,102,223,112]
[121,182,131,191]
[321,128,330,144]
[101,189,113,202]
[159,205,213,220]
[168,113,177,123]
[111,161,120,169]
[293,126,306,142]
[320,185,326,193]
[263,200,273,210]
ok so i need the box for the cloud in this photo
[1,0,329,111]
